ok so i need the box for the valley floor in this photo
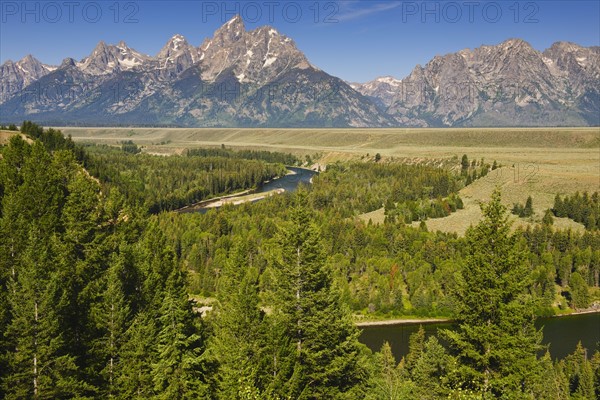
[64,127,600,235]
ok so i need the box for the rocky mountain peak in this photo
[375,76,402,85]
[0,54,55,102]
[15,55,48,76]
[198,15,312,83]
[158,34,194,58]
[500,38,530,49]
[547,41,584,54]
[350,76,403,109]
[78,40,150,75]
[19,54,38,64]
[60,57,77,68]
[156,34,199,76]
[93,40,108,53]
[206,14,245,48]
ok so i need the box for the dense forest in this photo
[0,123,599,399]
[81,144,288,213]
[554,192,600,231]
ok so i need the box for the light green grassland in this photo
[62,127,600,234]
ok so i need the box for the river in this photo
[359,312,600,361]
[182,166,317,213]
[259,167,317,193]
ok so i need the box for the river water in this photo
[188,167,317,213]
[259,167,317,193]
[359,312,600,361]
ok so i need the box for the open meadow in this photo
[62,127,599,234]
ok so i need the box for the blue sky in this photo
[1,1,599,82]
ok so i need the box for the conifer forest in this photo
[0,123,599,399]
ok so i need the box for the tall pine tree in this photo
[209,238,267,399]
[442,189,544,397]
[269,200,368,398]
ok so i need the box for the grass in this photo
[62,127,600,234]
[409,165,590,235]
[60,127,599,149]
[0,130,31,145]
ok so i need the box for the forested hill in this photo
[82,144,290,213]
[1,123,599,399]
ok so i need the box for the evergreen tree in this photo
[404,325,425,372]
[461,155,469,173]
[368,342,415,400]
[442,189,544,397]
[542,209,554,226]
[553,194,566,217]
[569,271,590,309]
[209,239,267,399]
[269,201,368,398]
[563,342,595,399]
[117,311,157,399]
[0,135,32,396]
[410,336,452,399]
[524,195,534,217]
[591,350,600,400]
[152,267,207,399]
[89,247,133,398]
[4,230,86,399]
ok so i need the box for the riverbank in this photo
[203,188,285,208]
[354,308,600,327]
[176,188,255,213]
[355,317,451,327]
[551,306,600,318]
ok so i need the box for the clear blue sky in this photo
[1,1,598,82]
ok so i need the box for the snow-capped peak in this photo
[171,34,186,50]
[77,40,150,74]
[374,76,402,86]
[158,34,192,57]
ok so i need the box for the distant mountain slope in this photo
[352,39,599,127]
[1,17,598,127]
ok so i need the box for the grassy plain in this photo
[62,127,599,234]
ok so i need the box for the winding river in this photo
[359,312,600,361]
[181,167,317,213]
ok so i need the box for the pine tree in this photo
[89,247,133,398]
[569,272,590,309]
[442,189,544,397]
[4,230,86,399]
[152,267,207,399]
[563,342,595,399]
[209,239,267,398]
[368,342,414,400]
[404,325,425,372]
[461,155,469,173]
[0,135,32,397]
[542,209,554,225]
[553,194,566,217]
[117,311,157,399]
[410,336,452,398]
[269,201,368,398]
[524,195,534,217]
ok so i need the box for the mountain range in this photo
[1,16,598,127]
